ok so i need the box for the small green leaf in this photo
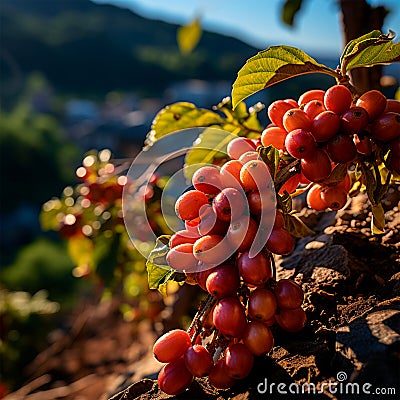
[277,192,292,214]
[342,30,400,72]
[232,45,337,109]
[281,0,304,27]
[258,145,281,180]
[284,213,315,238]
[184,127,234,181]
[371,203,385,235]
[360,163,377,205]
[177,17,202,54]
[146,102,223,146]
[68,235,93,268]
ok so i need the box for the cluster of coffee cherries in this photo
[261,86,399,211]
[153,140,307,394]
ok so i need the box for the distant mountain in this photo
[0,0,260,98]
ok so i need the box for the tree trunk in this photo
[339,0,388,94]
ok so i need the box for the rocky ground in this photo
[4,190,400,400]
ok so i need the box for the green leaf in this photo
[146,102,223,146]
[146,235,185,295]
[371,204,385,235]
[342,30,400,72]
[258,145,281,180]
[177,17,202,54]
[231,45,337,109]
[360,163,377,205]
[284,213,315,238]
[281,0,304,27]
[277,192,292,214]
[184,127,234,181]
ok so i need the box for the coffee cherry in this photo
[276,307,307,332]
[301,149,332,182]
[220,160,244,190]
[324,85,352,115]
[175,190,208,221]
[240,160,272,191]
[353,134,372,156]
[356,89,387,120]
[206,264,240,298]
[195,268,215,291]
[153,329,191,363]
[340,106,369,134]
[248,288,277,321]
[239,151,260,164]
[213,297,247,339]
[184,345,213,377]
[243,321,274,356]
[273,210,285,229]
[278,173,300,195]
[193,234,231,265]
[213,187,247,222]
[388,154,400,174]
[304,99,326,119]
[326,134,357,163]
[298,89,325,106]
[390,137,400,157]
[321,186,348,210]
[224,343,254,379]
[261,126,287,150]
[283,108,312,132]
[306,184,327,211]
[247,190,275,216]
[192,166,222,194]
[274,279,304,309]
[371,112,400,142]
[284,98,299,108]
[265,228,295,255]
[227,137,256,159]
[285,128,317,159]
[238,250,273,286]
[166,243,198,271]
[208,359,236,390]
[385,99,400,114]
[227,216,258,252]
[170,229,200,248]
[268,100,294,129]
[158,358,193,395]
[197,204,228,236]
[311,110,340,142]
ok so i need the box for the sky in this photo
[93,0,400,58]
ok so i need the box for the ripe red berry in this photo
[213,187,247,222]
[184,345,213,377]
[243,321,274,356]
[153,329,191,363]
[247,190,276,216]
[353,134,372,156]
[284,128,317,159]
[304,99,326,119]
[197,204,228,236]
[240,160,272,191]
[326,134,357,163]
[268,100,294,129]
[193,234,231,266]
[227,137,256,159]
[321,186,348,210]
[391,137,400,157]
[356,89,387,120]
[220,160,243,190]
[158,358,193,395]
[340,106,369,134]
[239,151,260,164]
[208,359,236,390]
[266,228,295,255]
[175,190,208,221]
[227,216,258,252]
[283,108,312,132]
[224,343,254,379]
[170,229,200,248]
[371,112,400,142]
[324,85,352,115]
[261,126,287,150]
[278,173,300,195]
[298,89,325,106]
[238,250,273,286]
[192,166,222,194]
[306,184,327,211]
[213,297,247,339]
[206,264,240,298]
[385,99,400,114]
[276,307,307,332]
[300,149,332,182]
[274,279,304,309]
[166,243,198,271]
[311,110,341,142]
[248,288,277,322]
